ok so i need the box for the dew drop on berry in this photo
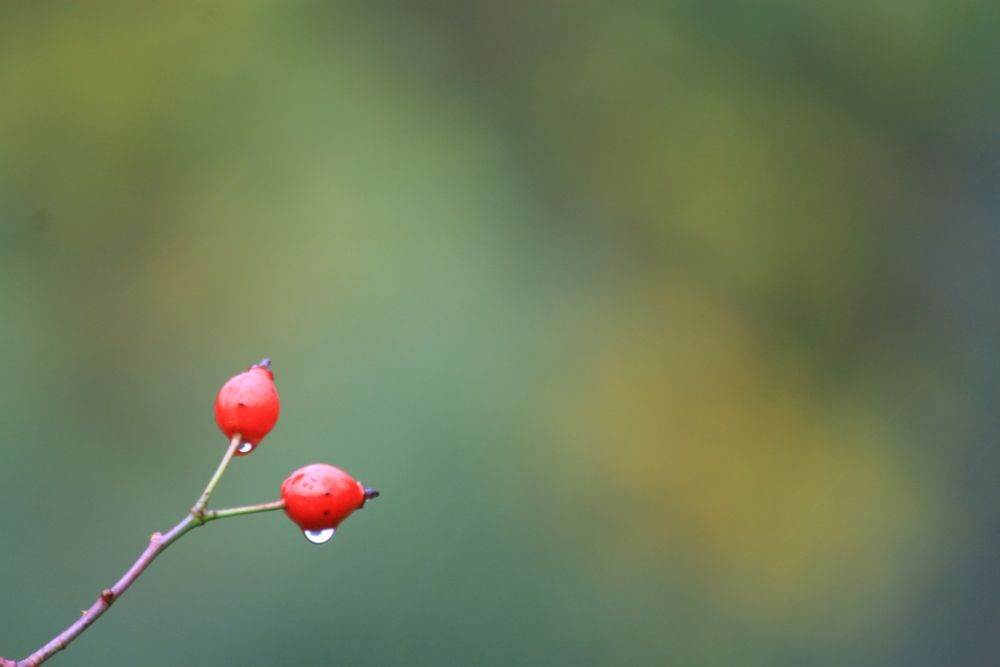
[303,528,335,544]
[237,441,254,454]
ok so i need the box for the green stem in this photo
[192,434,241,515]
[204,499,286,522]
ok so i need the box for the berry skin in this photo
[215,359,280,454]
[281,464,378,532]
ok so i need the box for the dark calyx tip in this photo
[360,487,379,508]
[256,358,272,369]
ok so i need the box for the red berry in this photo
[281,464,377,533]
[215,359,280,454]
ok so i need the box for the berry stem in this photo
[3,436,276,667]
[192,434,241,516]
[203,499,286,521]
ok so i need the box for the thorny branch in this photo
[1,434,286,667]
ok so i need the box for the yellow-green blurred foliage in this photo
[1,2,997,665]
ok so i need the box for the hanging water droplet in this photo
[303,528,335,544]
[237,441,254,454]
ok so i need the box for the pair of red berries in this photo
[214,359,378,540]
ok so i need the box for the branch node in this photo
[101,590,115,606]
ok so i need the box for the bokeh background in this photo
[1,2,998,665]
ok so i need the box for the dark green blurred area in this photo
[1,2,998,665]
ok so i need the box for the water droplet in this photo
[303,528,335,544]
[237,441,254,454]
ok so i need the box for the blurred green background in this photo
[1,2,998,665]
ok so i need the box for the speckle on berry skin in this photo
[214,360,280,451]
[280,464,373,532]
